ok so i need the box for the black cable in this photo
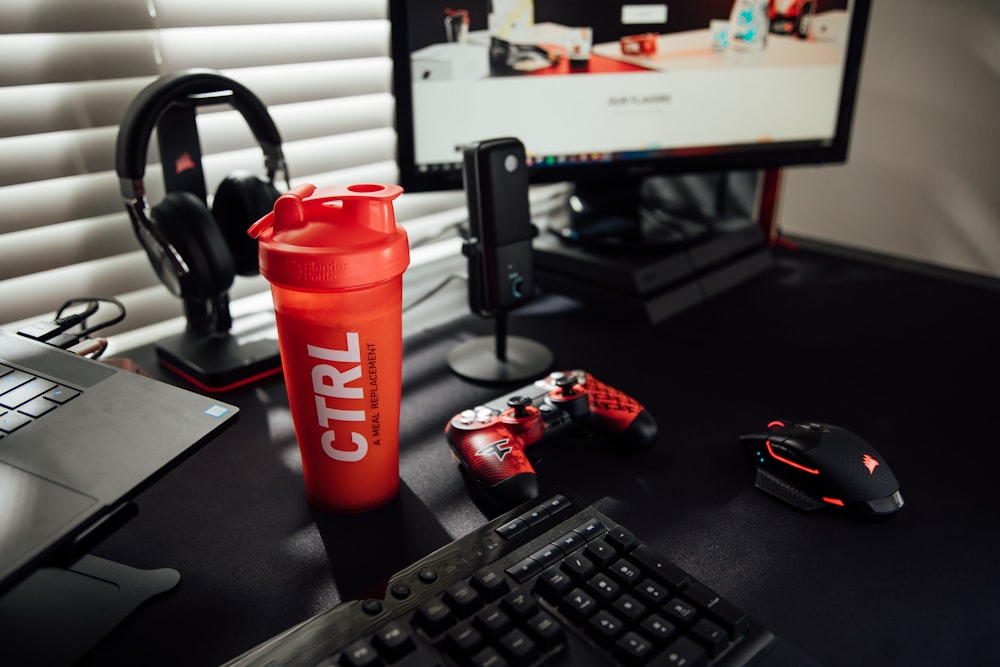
[18,297,127,358]
[56,297,126,338]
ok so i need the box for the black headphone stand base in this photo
[156,329,282,393]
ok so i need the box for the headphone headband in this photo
[115,68,286,199]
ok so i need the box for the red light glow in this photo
[766,440,820,475]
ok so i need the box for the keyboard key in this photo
[500,588,537,618]
[443,622,485,658]
[471,568,510,601]
[339,639,381,667]
[495,517,530,540]
[561,552,596,580]
[631,545,692,592]
[636,577,671,607]
[498,628,539,666]
[413,598,454,636]
[43,385,80,404]
[539,494,570,515]
[0,410,31,434]
[585,537,619,566]
[17,396,57,418]
[682,582,749,639]
[474,606,512,638]
[615,630,656,664]
[523,610,564,651]
[690,618,729,657]
[553,530,586,553]
[444,582,483,617]
[517,505,550,526]
[612,594,648,624]
[560,587,598,624]
[588,609,627,645]
[650,635,708,667]
[470,645,508,667]
[533,567,573,603]
[588,572,622,603]
[609,558,643,585]
[640,614,678,644]
[527,543,563,569]
[0,369,32,395]
[506,555,541,583]
[371,621,416,661]
[606,525,639,553]
[572,519,606,541]
[662,597,699,627]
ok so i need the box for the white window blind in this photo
[0,0,468,352]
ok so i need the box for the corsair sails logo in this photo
[476,438,513,461]
[175,151,197,175]
[862,454,880,475]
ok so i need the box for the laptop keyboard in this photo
[224,491,814,667]
[0,362,81,437]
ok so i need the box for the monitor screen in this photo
[389,0,871,197]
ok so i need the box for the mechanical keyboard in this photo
[224,492,817,667]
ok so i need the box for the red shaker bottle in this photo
[248,183,410,512]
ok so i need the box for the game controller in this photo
[445,370,658,508]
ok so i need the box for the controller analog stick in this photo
[554,374,579,397]
[507,395,532,418]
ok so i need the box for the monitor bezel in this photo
[389,0,873,193]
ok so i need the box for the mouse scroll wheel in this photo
[796,422,827,432]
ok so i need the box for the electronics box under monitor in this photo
[389,0,872,319]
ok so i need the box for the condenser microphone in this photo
[462,137,536,317]
[449,137,552,384]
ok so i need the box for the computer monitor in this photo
[390,0,870,232]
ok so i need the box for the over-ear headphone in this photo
[115,68,290,334]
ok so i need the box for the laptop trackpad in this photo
[0,462,98,586]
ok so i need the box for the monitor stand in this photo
[0,555,180,666]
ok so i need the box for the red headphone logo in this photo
[175,151,197,175]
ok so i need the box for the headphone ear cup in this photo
[150,192,236,300]
[212,170,282,276]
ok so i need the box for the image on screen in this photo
[390,0,869,193]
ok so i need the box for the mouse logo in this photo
[476,438,513,461]
[862,454,880,475]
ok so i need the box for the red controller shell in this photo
[445,371,656,507]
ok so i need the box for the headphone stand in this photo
[156,306,282,393]
[447,311,553,384]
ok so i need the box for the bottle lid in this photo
[248,183,409,291]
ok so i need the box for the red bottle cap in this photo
[248,183,409,291]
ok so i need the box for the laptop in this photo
[0,329,238,595]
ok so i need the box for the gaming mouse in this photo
[739,420,904,516]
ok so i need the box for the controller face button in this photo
[475,407,494,423]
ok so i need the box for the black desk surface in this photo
[78,243,999,667]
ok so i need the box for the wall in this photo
[776,0,1000,279]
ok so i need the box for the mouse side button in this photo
[753,467,825,511]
